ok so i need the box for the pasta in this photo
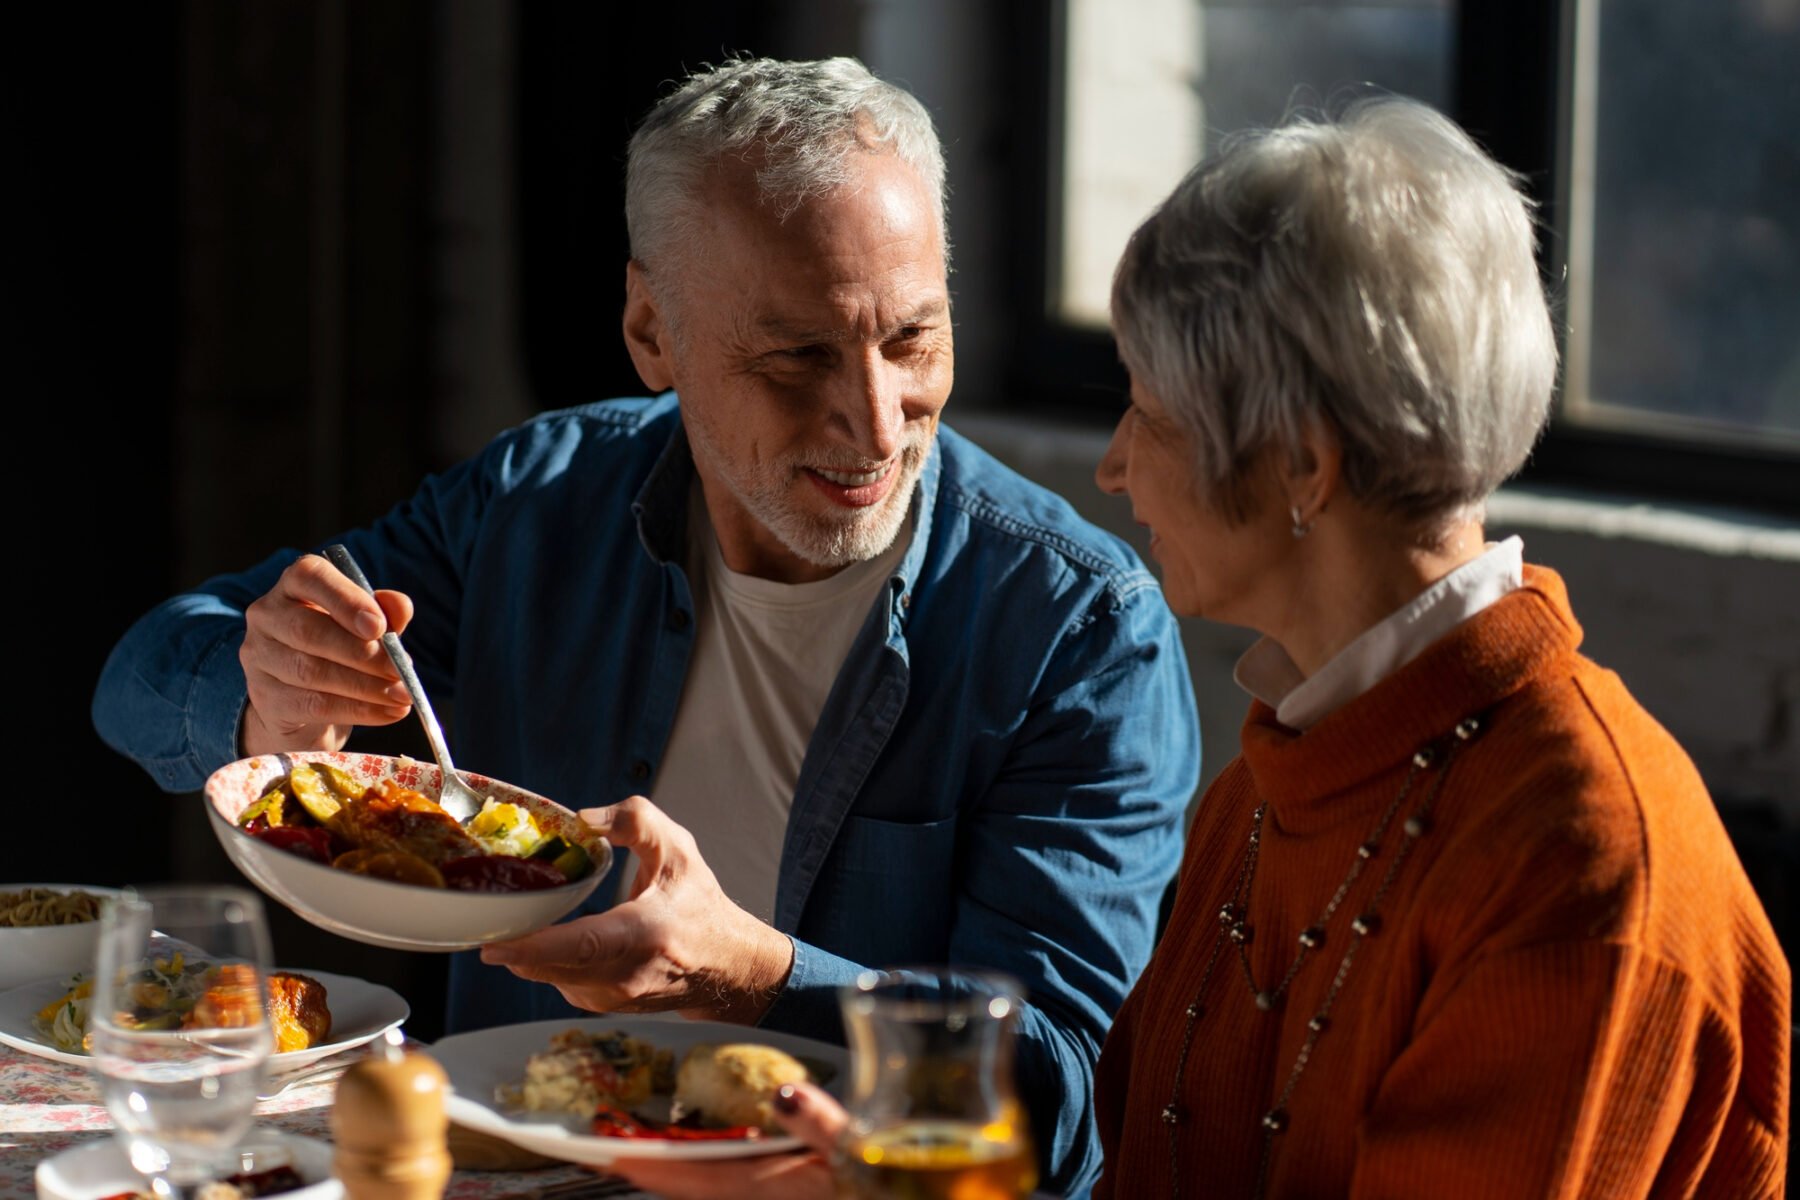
[0,887,105,927]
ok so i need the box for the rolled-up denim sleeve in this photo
[92,430,503,794]
[92,554,296,793]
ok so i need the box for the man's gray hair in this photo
[1111,96,1558,534]
[626,56,947,281]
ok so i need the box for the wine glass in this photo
[837,968,1038,1200]
[89,885,276,1199]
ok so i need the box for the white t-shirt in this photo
[630,485,912,922]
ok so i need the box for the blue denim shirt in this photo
[92,395,1200,1193]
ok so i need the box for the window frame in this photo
[1004,0,1799,517]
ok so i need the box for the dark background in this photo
[11,0,871,1040]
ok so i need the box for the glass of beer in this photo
[836,967,1038,1200]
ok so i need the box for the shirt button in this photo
[629,760,652,781]
[670,609,690,631]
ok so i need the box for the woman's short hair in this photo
[626,56,947,282]
[1111,96,1558,534]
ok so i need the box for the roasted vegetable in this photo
[254,825,335,864]
[530,835,594,882]
[238,786,291,832]
[331,847,447,888]
[245,763,594,894]
[468,799,543,857]
[331,779,485,865]
[590,1104,760,1141]
[443,854,567,892]
[287,763,347,824]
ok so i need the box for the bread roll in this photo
[675,1043,809,1132]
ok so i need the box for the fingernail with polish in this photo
[773,1084,799,1115]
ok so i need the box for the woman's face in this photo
[1096,378,1289,627]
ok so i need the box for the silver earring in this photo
[1290,506,1313,539]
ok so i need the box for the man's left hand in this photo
[479,796,795,1024]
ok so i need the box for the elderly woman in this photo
[1089,97,1787,1198]
[609,97,1789,1200]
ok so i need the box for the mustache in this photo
[794,431,932,475]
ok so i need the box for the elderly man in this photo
[92,57,1199,1190]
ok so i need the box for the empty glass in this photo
[837,968,1038,1200]
[89,885,275,1198]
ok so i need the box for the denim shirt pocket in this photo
[805,811,959,967]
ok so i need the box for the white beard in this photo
[684,416,930,569]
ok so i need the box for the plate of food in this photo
[36,1128,341,1200]
[432,1016,846,1165]
[203,751,613,951]
[0,964,408,1073]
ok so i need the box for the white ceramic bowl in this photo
[0,885,123,991]
[204,751,610,952]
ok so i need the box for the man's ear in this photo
[1283,418,1343,527]
[623,260,677,393]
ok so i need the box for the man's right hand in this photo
[239,553,417,756]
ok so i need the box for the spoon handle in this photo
[321,544,460,780]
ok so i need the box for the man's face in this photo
[626,151,953,583]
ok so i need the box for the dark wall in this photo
[14,10,179,885]
[11,0,863,1041]
[515,1,819,407]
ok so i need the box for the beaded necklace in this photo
[1160,714,1484,1199]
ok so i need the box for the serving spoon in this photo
[322,543,485,824]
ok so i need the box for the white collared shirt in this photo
[1234,537,1525,731]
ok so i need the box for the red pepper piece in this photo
[442,854,568,893]
[253,824,334,865]
[589,1105,760,1141]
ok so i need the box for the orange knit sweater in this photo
[1093,567,1789,1199]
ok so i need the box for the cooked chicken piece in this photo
[330,779,484,865]
[182,966,334,1054]
[184,963,262,1030]
[269,971,332,1053]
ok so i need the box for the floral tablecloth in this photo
[0,1042,644,1200]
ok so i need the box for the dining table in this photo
[3,1042,1068,1200]
[0,1039,652,1200]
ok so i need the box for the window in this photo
[1057,0,1456,328]
[1560,0,1800,452]
[1024,0,1799,512]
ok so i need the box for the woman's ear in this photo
[1284,419,1343,527]
[622,260,677,393]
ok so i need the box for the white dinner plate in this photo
[433,1015,847,1166]
[35,1128,341,1200]
[0,969,409,1073]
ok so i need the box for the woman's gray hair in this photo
[1111,96,1558,534]
[626,56,947,282]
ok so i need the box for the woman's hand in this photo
[606,1081,846,1200]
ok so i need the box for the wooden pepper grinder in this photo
[331,1028,453,1200]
